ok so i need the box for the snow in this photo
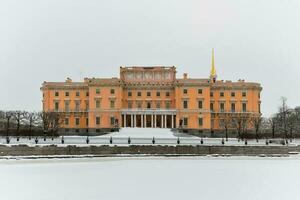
[0,156,300,200]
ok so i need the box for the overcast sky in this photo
[0,0,299,116]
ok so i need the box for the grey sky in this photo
[0,0,299,116]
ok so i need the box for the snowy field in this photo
[0,128,297,146]
[0,156,300,200]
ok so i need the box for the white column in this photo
[171,115,174,128]
[164,115,167,128]
[141,115,143,128]
[134,114,136,127]
[144,115,147,128]
[131,114,133,127]
[124,114,126,127]
[154,115,157,128]
[161,115,163,128]
[151,115,153,128]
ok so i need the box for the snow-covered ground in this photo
[0,156,300,200]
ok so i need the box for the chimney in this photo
[183,73,188,79]
[66,77,72,83]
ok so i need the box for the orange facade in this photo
[41,66,262,134]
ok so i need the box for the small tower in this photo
[210,48,217,83]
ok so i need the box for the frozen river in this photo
[0,156,300,200]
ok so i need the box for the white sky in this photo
[0,0,299,117]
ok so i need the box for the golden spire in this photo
[210,48,216,77]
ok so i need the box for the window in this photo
[183,89,188,94]
[137,91,142,97]
[198,100,203,109]
[96,100,100,108]
[198,89,202,94]
[55,91,59,97]
[96,117,100,125]
[86,118,89,126]
[55,102,59,111]
[165,101,170,109]
[156,91,160,97]
[65,101,70,111]
[166,92,170,97]
[156,102,161,109]
[210,102,214,111]
[231,92,235,97]
[198,118,203,126]
[220,91,224,97]
[128,91,132,97]
[242,103,247,112]
[75,118,80,126]
[110,117,115,125]
[147,102,151,109]
[183,118,188,126]
[76,91,80,97]
[183,100,188,109]
[86,91,89,97]
[258,92,260,98]
[110,89,115,94]
[65,92,69,97]
[96,88,100,94]
[231,103,236,112]
[65,118,69,125]
[147,91,151,97]
[75,101,80,110]
[137,102,142,108]
[85,101,89,110]
[128,102,132,108]
[210,92,214,97]
[242,91,247,97]
[220,102,225,112]
[110,100,115,108]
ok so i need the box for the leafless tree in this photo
[38,111,65,136]
[219,113,232,141]
[4,111,13,136]
[232,113,251,139]
[12,110,26,136]
[250,114,262,141]
[278,97,289,138]
[23,111,39,133]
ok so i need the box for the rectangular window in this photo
[165,101,170,109]
[96,117,100,125]
[198,89,202,94]
[128,91,132,97]
[220,102,225,112]
[147,91,151,97]
[242,103,247,112]
[242,91,247,97]
[75,101,80,111]
[183,100,188,109]
[137,91,142,97]
[156,102,161,109]
[156,91,160,97]
[55,102,59,111]
[110,89,115,94]
[198,100,203,109]
[75,118,80,125]
[55,91,59,97]
[210,92,214,97]
[231,92,235,97]
[183,89,188,94]
[110,117,115,125]
[210,102,214,111]
[65,92,69,97]
[65,118,69,125]
[86,91,89,97]
[183,118,188,126]
[96,88,100,94]
[85,101,89,110]
[96,100,100,108]
[76,91,80,97]
[128,102,132,108]
[231,103,236,112]
[137,102,142,108]
[166,92,170,97]
[65,101,70,111]
[220,91,224,97]
[198,118,203,126]
[86,118,89,126]
[110,100,115,108]
[147,102,151,109]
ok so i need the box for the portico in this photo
[121,109,176,128]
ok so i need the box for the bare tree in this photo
[219,113,232,141]
[232,113,251,139]
[250,114,262,141]
[4,111,13,136]
[278,97,289,139]
[23,111,39,134]
[39,111,65,136]
[12,110,25,136]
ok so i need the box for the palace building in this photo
[41,50,262,134]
